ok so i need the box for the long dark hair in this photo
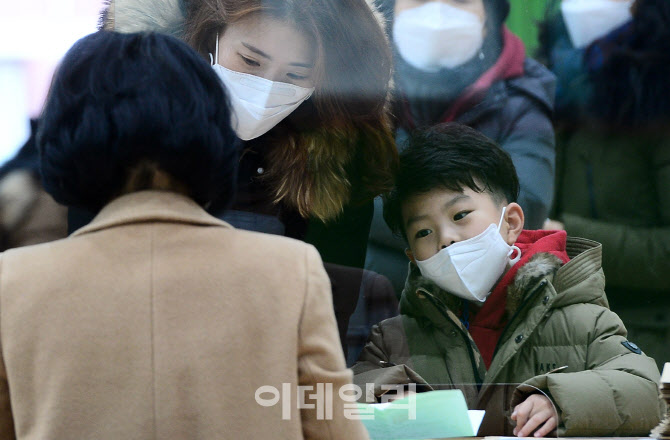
[183,0,397,220]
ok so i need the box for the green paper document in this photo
[356,389,481,440]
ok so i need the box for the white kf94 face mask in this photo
[415,208,521,302]
[392,1,485,72]
[210,37,314,141]
[561,0,633,48]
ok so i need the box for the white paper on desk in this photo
[661,362,670,383]
[468,410,485,434]
[356,389,478,439]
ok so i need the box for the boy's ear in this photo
[404,248,416,263]
[504,202,524,245]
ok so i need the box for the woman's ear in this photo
[503,202,524,245]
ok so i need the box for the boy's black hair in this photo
[383,122,520,240]
[38,30,239,212]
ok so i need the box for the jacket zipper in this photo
[491,279,549,362]
[419,289,484,385]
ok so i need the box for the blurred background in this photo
[0,0,106,164]
[0,0,548,166]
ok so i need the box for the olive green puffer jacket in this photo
[353,237,662,436]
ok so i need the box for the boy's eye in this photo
[453,211,470,221]
[415,229,432,239]
[240,55,260,67]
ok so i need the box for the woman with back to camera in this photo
[0,30,369,439]
[99,0,399,352]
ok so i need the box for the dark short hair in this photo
[38,31,239,211]
[383,122,520,240]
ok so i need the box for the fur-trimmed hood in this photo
[99,0,396,222]
[399,236,607,325]
[101,0,387,36]
[353,234,662,437]
[99,0,186,36]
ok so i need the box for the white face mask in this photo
[415,208,521,302]
[392,1,485,72]
[210,37,314,141]
[561,0,633,48]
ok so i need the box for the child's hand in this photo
[511,394,557,437]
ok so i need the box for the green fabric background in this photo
[506,0,555,57]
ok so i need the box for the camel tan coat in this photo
[0,190,369,439]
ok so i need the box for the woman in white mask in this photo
[99,0,396,262]
[365,0,556,297]
[99,0,397,357]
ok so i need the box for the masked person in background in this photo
[540,0,670,370]
[365,0,556,297]
[537,0,634,126]
[97,0,398,355]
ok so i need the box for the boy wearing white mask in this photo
[365,0,556,299]
[353,123,662,437]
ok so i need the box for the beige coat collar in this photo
[71,190,230,237]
